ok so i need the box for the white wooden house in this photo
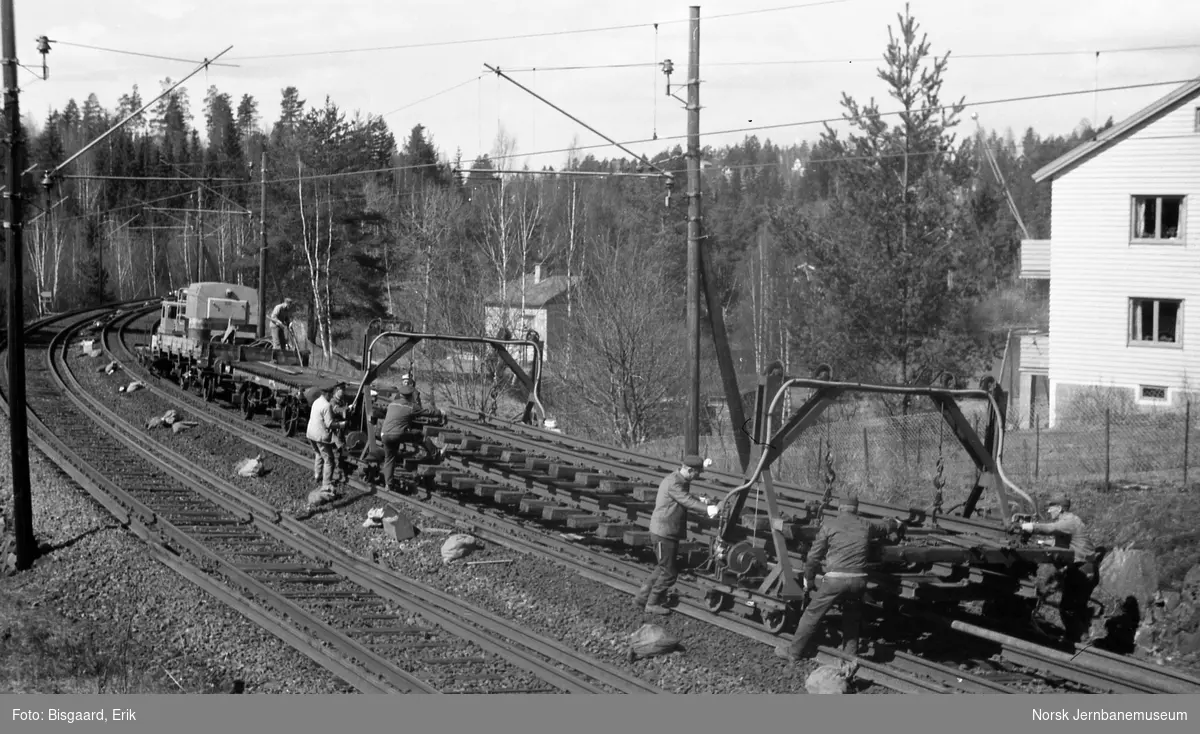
[1021,77,1200,427]
[484,266,580,364]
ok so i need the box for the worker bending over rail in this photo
[776,494,900,662]
[1018,493,1101,643]
[378,384,445,493]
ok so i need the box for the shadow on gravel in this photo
[41,523,122,555]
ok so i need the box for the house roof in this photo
[484,274,581,308]
[1032,75,1200,183]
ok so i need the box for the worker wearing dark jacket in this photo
[776,494,897,661]
[379,384,444,491]
[1020,494,1100,642]
[634,455,720,615]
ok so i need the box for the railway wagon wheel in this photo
[704,589,732,614]
[759,606,795,635]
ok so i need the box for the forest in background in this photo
[0,8,1118,445]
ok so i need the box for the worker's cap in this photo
[838,493,860,511]
[283,297,295,304]
[1046,494,1071,510]
[400,373,415,385]
[681,454,705,470]
[330,381,346,392]
[397,383,415,397]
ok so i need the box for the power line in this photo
[226,1,847,60]
[382,75,481,117]
[500,42,1200,73]
[50,39,241,67]
[37,78,1194,194]
[466,77,1199,167]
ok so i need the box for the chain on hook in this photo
[931,405,947,520]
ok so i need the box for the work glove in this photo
[1020,522,1034,533]
[705,504,719,518]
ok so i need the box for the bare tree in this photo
[557,237,684,447]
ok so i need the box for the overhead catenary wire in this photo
[40,78,1195,195]
[224,1,847,60]
[499,42,1200,73]
[49,39,241,67]
[382,75,481,118]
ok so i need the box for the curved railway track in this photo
[95,304,1200,695]
[2,309,664,695]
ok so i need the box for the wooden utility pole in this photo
[682,5,750,470]
[257,152,268,337]
[195,186,204,282]
[3,0,36,569]
[684,5,702,456]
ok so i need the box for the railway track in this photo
[95,305,1200,694]
[3,309,664,695]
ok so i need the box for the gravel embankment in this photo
[0,386,359,693]
[72,350,827,693]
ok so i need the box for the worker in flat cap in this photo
[306,381,345,496]
[1019,493,1101,643]
[634,454,721,615]
[776,493,900,662]
[379,382,445,493]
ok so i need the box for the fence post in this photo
[862,426,870,480]
[1034,411,1040,481]
[1185,400,1191,491]
[1104,407,1111,491]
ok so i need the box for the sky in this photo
[11,0,1200,168]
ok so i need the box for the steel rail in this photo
[105,304,1200,695]
[0,312,405,693]
[44,316,443,693]
[447,407,1019,542]
[97,311,665,695]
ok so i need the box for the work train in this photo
[142,282,1076,639]
[140,280,547,452]
[141,282,317,435]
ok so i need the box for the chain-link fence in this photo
[1003,402,1197,493]
[643,393,1198,510]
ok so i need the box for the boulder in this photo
[627,624,681,661]
[1097,548,1159,610]
[805,662,857,694]
[1183,564,1200,606]
[440,533,478,563]
[234,455,265,478]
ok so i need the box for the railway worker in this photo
[1019,494,1100,643]
[328,382,351,484]
[399,371,423,408]
[306,381,345,494]
[268,297,295,350]
[380,383,445,492]
[775,493,899,662]
[634,455,720,615]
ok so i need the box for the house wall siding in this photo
[1048,101,1200,424]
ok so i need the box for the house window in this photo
[1129,298,1182,345]
[1131,196,1184,241]
[1195,106,1200,132]
[1140,385,1168,401]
